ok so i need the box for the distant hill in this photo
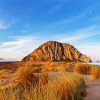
[0,58,7,62]
[0,58,15,62]
[0,58,5,60]
[96,61,100,63]
[22,41,92,63]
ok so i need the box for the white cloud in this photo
[75,43,100,61]
[56,25,100,43]
[0,36,40,60]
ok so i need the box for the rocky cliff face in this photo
[22,41,92,63]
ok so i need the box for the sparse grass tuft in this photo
[17,63,38,86]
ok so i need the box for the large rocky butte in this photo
[22,41,92,63]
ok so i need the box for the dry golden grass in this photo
[0,72,86,100]
[74,63,91,74]
[0,70,7,79]
[40,62,100,79]
[16,63,38,87]
[0,62,86,100]
[0,69,11,79]
[39,73,49,85]
[0,61,100,100]
[1,61,100,78]
[0,61,100,78]
[42,62,66,72]
[73,63,100,78]
[90,66,100,78]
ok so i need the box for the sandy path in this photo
[84,76,100,100]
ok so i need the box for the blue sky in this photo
[0,0,100,61]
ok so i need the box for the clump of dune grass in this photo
[90,66,100,78]
[17,62,38,86]
[39,73,49,85]
[65,73,86,99]
[73,63,100,78]
[74,63,91,74]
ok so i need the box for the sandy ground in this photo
[83,75,100,100]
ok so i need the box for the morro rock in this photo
[22,41,92,63]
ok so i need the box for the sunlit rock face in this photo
[22,41,92,63]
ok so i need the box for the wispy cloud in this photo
[52,24,100,44]
[48,4,62,14]
[0,19,16,30]
[44,11,91,30]
[44,2,100,31]
[47,0,67,14]
[0,30,100,61]
[0,36,40,60]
